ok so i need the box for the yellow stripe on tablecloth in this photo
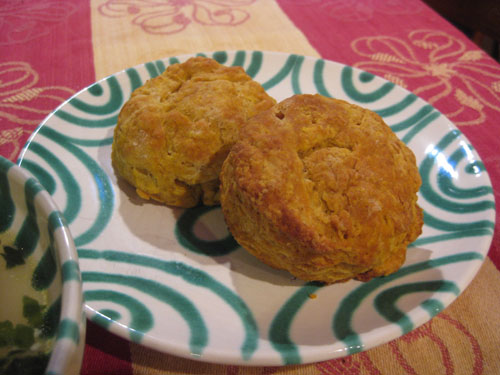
[128,343,323,374]
[90,0,319,80]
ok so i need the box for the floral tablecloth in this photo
[1,1,500,374]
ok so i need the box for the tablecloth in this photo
[1,1,500,374]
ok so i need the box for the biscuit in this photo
[220,94,423,283]
[112,56,276,207]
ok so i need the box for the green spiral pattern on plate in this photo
[341,66,395,102]
[84,271,208,355]
[175,206,239,256]
[55,76,123,128]
[332,252,482,352]
[84,289,153,342]
[78,248,258,360]
[17,51,495,365]
[268,282,323,364]
[0,156,83,374]
[373,280,460,328]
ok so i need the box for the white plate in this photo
[18,51,495,365]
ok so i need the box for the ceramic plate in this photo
[18,51,495,365]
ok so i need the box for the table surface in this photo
[1,1,500,374]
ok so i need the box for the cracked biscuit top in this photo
[111,56,276,207]
[220,94,423,283]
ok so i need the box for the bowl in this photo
[0,156,85,375]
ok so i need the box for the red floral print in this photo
[98,0,256,35]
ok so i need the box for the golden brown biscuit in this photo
[220,94,423,283]
[112,56,276,207]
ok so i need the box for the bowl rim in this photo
[0,155,85,375]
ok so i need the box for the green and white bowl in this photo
[0,156,85,375]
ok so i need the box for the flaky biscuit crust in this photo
[112,56,276,207]
[220,94,423,283]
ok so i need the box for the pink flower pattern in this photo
[278,0,424,21]
[351,30,500,126]
[98,0,256,35]
[0,61,74,160]
[0,1,76,45]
